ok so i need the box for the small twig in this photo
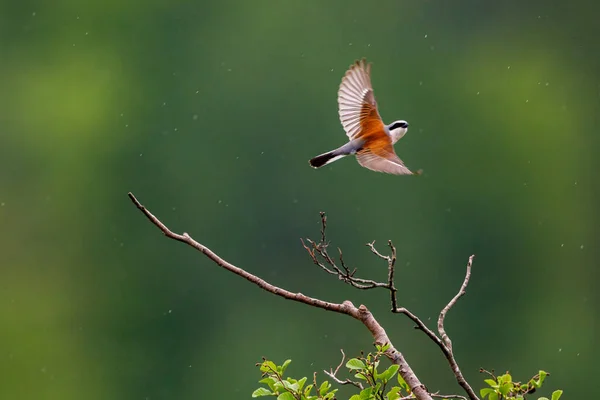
[300,238,339,275]
[394,307,446,350]
[438,255,475,350]
[338,248,352,276]
[366,240,391,261]
[319,211,327,244]
[366,240,400,310]
[386,240,398,311]
[324,349,363,390]
[479,368,497,380]
[332,349,347,376]
[435,255,478,400]
[302,220,390,290]
[430,392,468,400]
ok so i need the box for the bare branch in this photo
[479,368,496,380]
[331,349,347,377]
[438,255,475,350]
[430,392,468,400]
[324,349,363,390]
[300,238,339,276]
[394,309,474,400]
[319,211,327,244]
[366,240,391,261]
[432,255,477,400]
[366,240,401,310]
[394,307,446,350]
[128,192,433,400]
[386,240,398,310]
[302,220,390,290]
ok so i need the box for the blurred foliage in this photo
[0,0,598,399]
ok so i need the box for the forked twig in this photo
[324,349,363,390]
[367,240,399,311]
[300,214,390,290]
[438,255,475,350]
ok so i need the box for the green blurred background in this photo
[1,0,598,398]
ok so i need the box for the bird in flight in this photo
[309,59,418,175]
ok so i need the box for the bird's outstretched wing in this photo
[356,138,414,175]
[338,59,384,140]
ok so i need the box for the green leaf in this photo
[488,392,498,400]
[359,387,374,399]
[347,358,367,370]
[537,398,549,400]
[272,380,284,391]
[349,395,361,400]
[281,379,298,391]
[277,392,295,400]
[386,386,402,400]
[374,382,382,392]
[259,377,277,391]
[397,374,410,392]
[260,361,278,374]
[296,377,307,390]
[480,388,495,399]
[499,382,513,396]
[376,343,390,353]
[280,359,292,375]
[498,373,512,384]
[355,372,368,380]
[551,389,563,400]
[537,370,548,386]
[303,384,314,397]
[377,364,399,382]
[252,387,273,397]
[529,370,548,389]
[319,380,331,396]
[484,379,498,387]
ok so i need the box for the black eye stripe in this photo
[390,122,408,130]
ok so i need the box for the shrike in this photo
[309,59,417,175]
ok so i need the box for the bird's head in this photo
[387,120,409,144]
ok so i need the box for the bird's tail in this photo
[309,151,346,168]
